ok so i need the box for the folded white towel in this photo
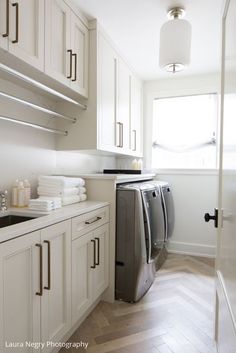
[79,194,87,202]
[29,199,53,206]
[29,204,53,208]
[62,195,80,206]
[38,176,85,188]
[78,187,86,195]
[29,205,54,211]
[62,194,87,206]
[38,196,61,202]
[37,186,81,197]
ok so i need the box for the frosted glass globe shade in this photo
[159,18,191,72]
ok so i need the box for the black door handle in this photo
[204,208,218,228]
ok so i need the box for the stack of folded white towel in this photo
[28,176,87,212]
[37,175,87,206]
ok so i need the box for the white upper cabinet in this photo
[0,0,44,70]
[97,32,118,153]
[116,58,131,153]
[70,11,89,97]
[57,24,143,157]
[0,0,9,50]
[130,75,143,156]
[0,0,88,97]
[98,33,142,156]
[45,0,89,97]
[45,0,71,87]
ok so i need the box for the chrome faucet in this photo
[0,190,8,211]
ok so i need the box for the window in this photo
[152,94,218,169]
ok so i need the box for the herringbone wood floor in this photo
[60,254,216,353]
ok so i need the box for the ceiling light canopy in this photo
[159,7,192,73]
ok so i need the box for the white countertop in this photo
[0,201,109,244]
[65,173,156,183]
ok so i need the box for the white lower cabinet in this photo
[91,225,109,300]
[0,207,109,352]
[72,223,109,326]
[0,220,71,352]
[41,221,71,353]
[72,231,92,325]
[0,231,41,353]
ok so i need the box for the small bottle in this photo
[12,179,19,207]
[17,181,25,207]
[24,179,31,206]
[132,159,138,170]
[138,159,143,170]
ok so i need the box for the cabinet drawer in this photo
[72,206,109,239]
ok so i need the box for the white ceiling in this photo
[73,0,223,80]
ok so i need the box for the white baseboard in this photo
[167,240,216,258]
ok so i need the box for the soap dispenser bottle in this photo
[17,181,25,207]
[24,179,31,206]
[12,179,19,207]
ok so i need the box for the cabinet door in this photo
[8,0,44,70]
[0,231,41,353]
[98,33,118,153]
[41,220,71,353]
[0,0,9,50]
[117,58,131,153]
[130,76,143,157]
[45,0,71,86]
[72,232,92,326]
[70,11,88,98]
[92,224,109,301]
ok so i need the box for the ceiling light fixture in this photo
[159,7,191,73]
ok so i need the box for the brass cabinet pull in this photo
[12,2,19,44]
[85,216,101,225]
[2,0,9,37]
[43,240,51,290]
[95,237,100,266]
[67,49,73,79]
[72,53,77,82]
[90,239,96,269]
[132,129,137,151]
[36,243,43,296]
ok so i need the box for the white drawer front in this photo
[72,206,109,239]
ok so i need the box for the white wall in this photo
[0,78,57,196]
[56,151,116,174]
[0,121,56,197]
[142,73,221,257]
[157,172,218,257]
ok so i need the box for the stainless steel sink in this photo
[0,215,36,229]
